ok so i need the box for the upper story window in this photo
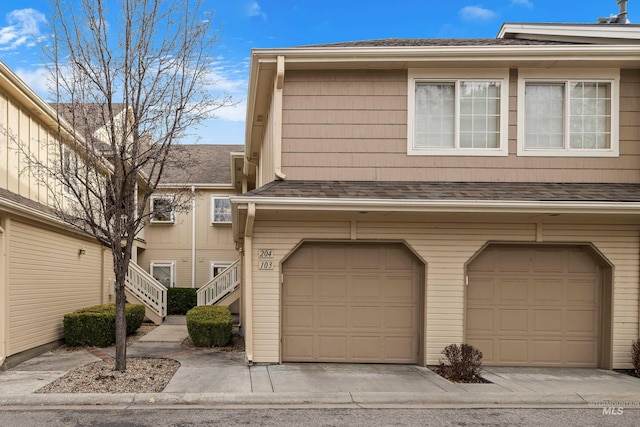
[150,195,175,223]
[517,69,619,157]
[62,146,79,196]
[408,69,509,156]
[211,196,231,224]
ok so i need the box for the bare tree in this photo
[19,0,229,371]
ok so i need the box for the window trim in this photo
[517,68,620,157]
[210,261,232,280]
[62,146,79,197]
[407,68,510,156]
[150,194,175,224]
[150,261,175,288]
[211,196,232,224]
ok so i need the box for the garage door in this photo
[466,246,602,367]
[282,243,422,363]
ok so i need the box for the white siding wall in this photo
[248,216,639,368]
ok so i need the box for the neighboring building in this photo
[233,21,640,369]
[0,62,113,369]
[137,144,243,293]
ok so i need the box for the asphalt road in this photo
[0,408,639,426]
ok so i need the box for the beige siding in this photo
[281,69,640,183]
[139,188,239,288]
[259,94,276,187]
[248,215,639,368]
[7,219,105,356]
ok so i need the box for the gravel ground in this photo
[36,324,244,394]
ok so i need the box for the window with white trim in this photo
[150,195,175,223]
[211,196,231,224]
[211,261,232,279]
[408,69,509,156]
[517,69,619,157]
[150,261,175,288]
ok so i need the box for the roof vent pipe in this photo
[617,0,629,23]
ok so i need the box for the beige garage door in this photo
[466,246,602,367]
[282,243,422,363]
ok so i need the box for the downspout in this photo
[274,55,286,181]
[244,202,256,365]
[0,221,5,367]
[191,185,196,288]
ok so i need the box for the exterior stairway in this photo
[124,261,167,325]
[197,259,241,307]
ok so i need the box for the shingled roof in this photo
[160,144,244,185]
[301,38,581,48]
[242,181,640,203]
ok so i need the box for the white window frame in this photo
[407,68,510,156]
[210,261,232,280]
[211,196,232,224]
[517,68,620,157]
[150,194,175,224]
[150,261,175,288]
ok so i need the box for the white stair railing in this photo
[126,261,167,318]
[197,259,241,306]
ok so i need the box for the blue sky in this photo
[0,0,636,145]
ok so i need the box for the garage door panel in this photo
[317,276,348,299]
[498,310,528,333]
[317,246,348,269]
[317,305,348,328]
[284,305,314,328]
[284,275,314,299]
[351,277,383,298]
[467,246,601,367]
[351,306,382,328]
[499,281,528,303]
[467,278,494,302]
[498,339,528,363]
[467,308,494,333]
[283,243,421,363]
[532,279,563,305]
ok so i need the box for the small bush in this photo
[167,287,198,315]
[434,343,483,383]
[63,303,145,347]
[186,305,232,347]
[633,340,640,376]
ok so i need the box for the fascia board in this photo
[498,23,640,41]
[230,196,640,215]
[156,183,235,190]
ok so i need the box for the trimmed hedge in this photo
[167,287,198,315]
[186,305,232,347]
[63,303,145,347]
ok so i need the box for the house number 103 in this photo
[259,261,274,270]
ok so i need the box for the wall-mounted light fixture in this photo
[78,247,86,256]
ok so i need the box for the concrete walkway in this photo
[1,316,639,408]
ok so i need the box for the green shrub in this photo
[167,287,198,315]
[434,343,484,383]
[186,305,232,347]
[63,303,145,347]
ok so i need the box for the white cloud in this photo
[459,5,497,22]
[0,8,47,51]
[15,66,51,98]
[511,0,533,8]
[246,2,267,21]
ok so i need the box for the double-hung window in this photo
[517,69,619,157]
[211,196,231,224]
[150,195,175,223]
[408,69,509,156]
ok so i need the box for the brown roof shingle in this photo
[161,144,244,185]
[243,181,640,203]
[300,38,582,48]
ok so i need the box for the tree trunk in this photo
[114,273,127,371]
